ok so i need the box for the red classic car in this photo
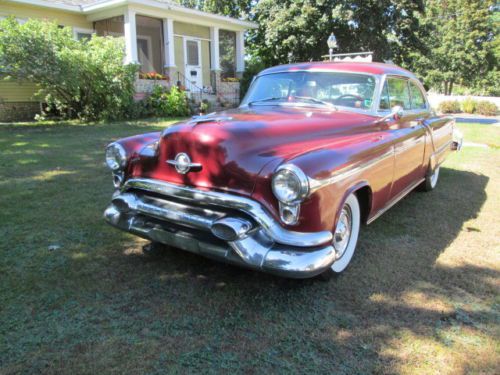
[104,62,462,279]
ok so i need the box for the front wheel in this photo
[319,193,361,280]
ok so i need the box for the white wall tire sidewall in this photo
[331,194,360,273]
[430,167,440,189]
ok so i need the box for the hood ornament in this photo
[167,152,201,174]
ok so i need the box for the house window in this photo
[186,40,200,66]
[73,28,94,42]
[219,30,236,79]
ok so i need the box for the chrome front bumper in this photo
[104,178,335,278]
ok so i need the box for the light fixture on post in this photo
[327,33,337,61]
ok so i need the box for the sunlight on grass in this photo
[32,169,75,181]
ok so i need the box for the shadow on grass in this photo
[109,167,494,372]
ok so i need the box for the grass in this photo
[0,120,499,374]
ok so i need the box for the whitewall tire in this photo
[420,166,440,192]
[320,193,361,279]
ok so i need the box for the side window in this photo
[379,81,390,110]
[409,81,427,110]
[387,78,411,110]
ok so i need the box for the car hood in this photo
[134,106,378,196]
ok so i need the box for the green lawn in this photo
[0,120,498,374]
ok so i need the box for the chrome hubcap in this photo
[333,206,352,259]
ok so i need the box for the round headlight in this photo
[105,143,127,171]
[271,165,309,203]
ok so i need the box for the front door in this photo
[382,77,427,200]
[184,38,202,92]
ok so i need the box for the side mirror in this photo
[380,105,404,123]
[391,105,404,120]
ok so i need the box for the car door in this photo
[381,76,427,200]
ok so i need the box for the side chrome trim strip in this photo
[367,177,425,224]
[308,148,394,192]
[122,178,333,247]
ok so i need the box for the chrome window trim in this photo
[122,178,333,247]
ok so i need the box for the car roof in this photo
[258,61,416,78]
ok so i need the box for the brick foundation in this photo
[0,102,41,122]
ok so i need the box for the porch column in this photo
[236,30,245,77]
[210,26,221,92]
[162,18,176,71]
[123,9,138,64]
[210,26,220,71]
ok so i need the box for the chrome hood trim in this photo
[122,178,332,247]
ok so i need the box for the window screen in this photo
[186,41,199,66]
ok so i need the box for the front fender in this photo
[255,135,394,234]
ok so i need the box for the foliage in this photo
[239,56,267,99]
[475,100,498,116]
[403,0,497,95]
[148,85,190,117]
[438,100,461,113]
[461,97,477,114]
[199,99,210,114]
[173,0,251,18]
[249,0,424,66]
[0,17,138,121]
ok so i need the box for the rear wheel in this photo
[319,193,361,280]
[419,166,440,192]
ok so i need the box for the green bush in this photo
[461,97,477,114]
[475,101,498,116]
[438,100,461,113]
[0,17,137,121]
[148,85,190,117]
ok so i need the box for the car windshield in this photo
[241,71,377,110]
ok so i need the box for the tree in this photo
[403,0,497,95]
[0,17,137,120]
[174,0,252,18]
[249,0,424,66]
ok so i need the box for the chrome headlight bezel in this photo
[105,143,127,171]
[271,164,310,204]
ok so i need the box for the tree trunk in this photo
[444,81,449,95]
[449,80,454,96]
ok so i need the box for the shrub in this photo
[148,85,190,117]
[239,57,268,99]
[0,17,137,121]
[461,97,477,114]
[475,101,498,116]
[438,100,461,113]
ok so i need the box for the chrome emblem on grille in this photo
[167,152,201,174]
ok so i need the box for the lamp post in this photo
[327,33,337,61]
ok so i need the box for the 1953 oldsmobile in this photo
[103,62,462,279]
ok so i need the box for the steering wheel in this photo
[336,94,364,101]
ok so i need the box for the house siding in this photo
[0,2,92,29]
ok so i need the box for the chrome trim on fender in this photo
[122,178,333,247]
[308,148,394,192]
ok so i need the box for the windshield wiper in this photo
[247,97,287,106]
[292,96,336,108]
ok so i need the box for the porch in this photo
[91,6,251,107]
